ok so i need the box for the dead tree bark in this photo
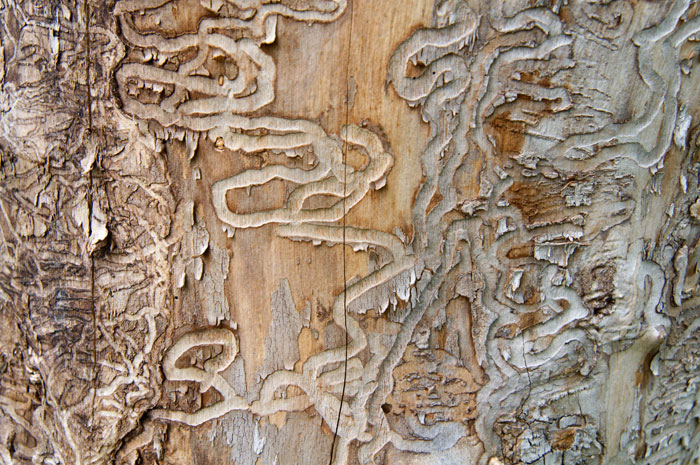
[1,1,699,464]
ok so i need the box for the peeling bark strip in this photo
[1,0,700,464]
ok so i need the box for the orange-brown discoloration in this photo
[427,189,443,214]
[551,427,578,450]
[504,180,568,225]
[518,309,545,329]
[506,242,535,259]
[486,110,527,160]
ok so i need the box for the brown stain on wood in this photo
[506,242,534,259]
[455,154,484,201]
[551,427,578,451]
[635,348,659,389]
[485,94,560,165]
[558,6,575,26]
[504,180,567,225]
[518,70,552,88]
[486,110,527,160]
[518,309,544,329]
[426,189,443,214]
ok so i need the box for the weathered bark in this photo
[1,1,699,464]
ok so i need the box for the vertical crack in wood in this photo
[330,1,354,463]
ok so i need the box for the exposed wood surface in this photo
[1,1,700,465]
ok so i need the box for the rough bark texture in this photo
[1,1,699,464]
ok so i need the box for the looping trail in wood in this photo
[6,0,693,464]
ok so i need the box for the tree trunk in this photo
[1,0,699,464]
